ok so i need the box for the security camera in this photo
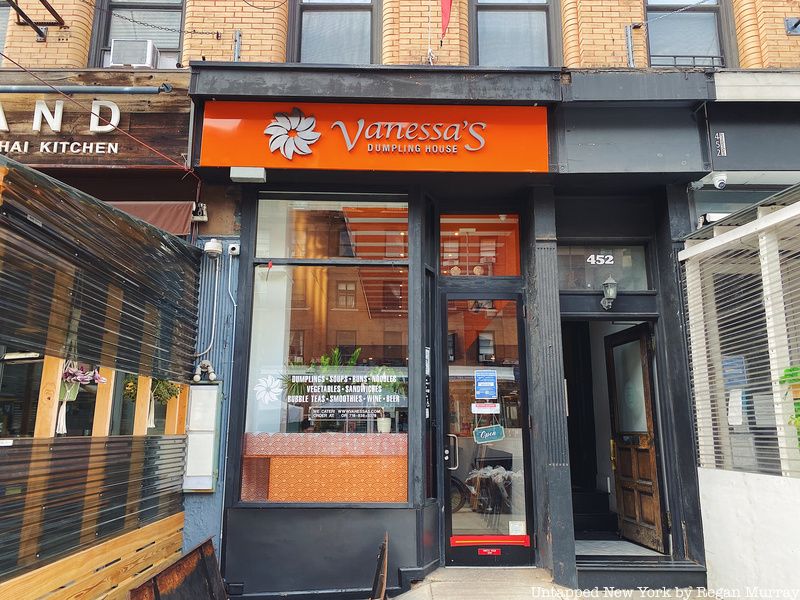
[228,243,240,256]
[712,174,728,190]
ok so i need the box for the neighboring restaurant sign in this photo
[199,101,548,172]
[0,88,190,167]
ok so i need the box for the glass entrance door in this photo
[443,297,533,565]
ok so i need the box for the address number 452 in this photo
[586,254,614,265]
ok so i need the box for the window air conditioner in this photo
[109,39,160,68]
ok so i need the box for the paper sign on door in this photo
[471,402,501,415]
[474,369,498,400]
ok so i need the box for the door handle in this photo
[446,433,460,471]
[610,438,617,472]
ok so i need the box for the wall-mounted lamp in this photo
[230,166,266,183]
[601,276,618,311]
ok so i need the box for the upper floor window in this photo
[93,0,184,68]
[297,0,376,64]
[0,5,10,53]
[472,0,550,67]
[647,0,723,67]
[336,281,357,309]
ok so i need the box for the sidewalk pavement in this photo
[393,568,699,600]
[394,567,565,600]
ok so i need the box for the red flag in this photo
[441,0,453,39]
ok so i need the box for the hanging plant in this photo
[152,379,181,405]
[122,374,180,405]
[779,366,800,446]
[57,363,107,435]
[61,364,107,401]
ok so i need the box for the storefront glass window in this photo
[242,263,409,503]
[148,400,167,435]
[557,245,649,291]
[440,214,520,277]
[0,348,43,437]
[256,200,408,260]
[110,372,137,435]
[60,364,98,437]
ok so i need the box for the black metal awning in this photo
[188,62,714,106]
[685,183,800,241]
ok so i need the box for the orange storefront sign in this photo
[199,101,548,173]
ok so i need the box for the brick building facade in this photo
[2,0,799,69]
[1,1,800,599]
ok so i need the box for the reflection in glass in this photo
[148,400,167,435]
[440,214,520,277]
[301,11,371,64]
[247,265,408,435]
[110,373,137,436]
[648,12,721,66]
[477,10,549,67]
[108,9,182,48]
[613,341,647,433]
[60,363,98,437]
[557,245,648,291]
[256,200,408,260]
[242,265,409,503]
[447,300,528,538]
[0,348,42,437]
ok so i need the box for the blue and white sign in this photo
[473,424,505,444]
[474,369,498,400]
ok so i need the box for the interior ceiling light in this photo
[1,351,42,361]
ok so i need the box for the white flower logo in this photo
[264,107,321,160]
[254,375,283,406]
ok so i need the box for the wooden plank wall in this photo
[0,70,191,169]
[0,513,184,600]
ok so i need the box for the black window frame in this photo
[288,330,305,362]
[288,0,381,65]
[231,190,416,509]
[477,331,496,364]
[645,0,727,68]
[89,0,185,68]
[469,0,557,67]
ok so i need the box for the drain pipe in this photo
[218,242,240,550]
[0,83,173,94]
[625,25,635,67]
[625,22,643,68]
[193,239,223,373]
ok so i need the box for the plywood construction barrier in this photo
[129,539,227,600]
